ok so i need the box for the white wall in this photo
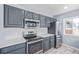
[0,4,4,40]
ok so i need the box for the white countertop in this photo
[0,33,54,49]
[37,33,54,38]
[0,37,26,49]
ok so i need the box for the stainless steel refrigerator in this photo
[48,21,62,48]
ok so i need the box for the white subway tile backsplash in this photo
[36,28,48,35]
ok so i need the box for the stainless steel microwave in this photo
[25,19,40,28]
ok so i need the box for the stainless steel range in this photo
[23,31,43,54]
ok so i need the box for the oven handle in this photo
[27,39,43,44]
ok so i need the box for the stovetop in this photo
[24,36,42,42]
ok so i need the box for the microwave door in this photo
[25,20,40,28]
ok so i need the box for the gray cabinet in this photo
[0,49,1,54]
[25,11,33,19]
[51,18,57,22]
[33,13,40,20]
[40,15,46,28]
[7,48,25,54]
[4,5,24,28]
[50,18,54,22]
[1,43,25,54]
[45,17,51,27]
[43,37,50,52]
[49,36,54,48]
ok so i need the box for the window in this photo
[64,17,79,36]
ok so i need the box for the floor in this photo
[44,44,79,54]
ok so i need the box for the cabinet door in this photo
[51,18,57,22]
[43,37,50,52]
[25,11,33,19]
[50,18,54,22]
[0,49,1,54]
[1,43,25,54]
[7,48,25,54]
[45,17,51,27]
[50,36,54,48]
[33,13,40,20]
[4,5,24,28]
[40,15,46,28]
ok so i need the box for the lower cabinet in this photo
[0,49,1,54]
[7,48,25,54]
[1,43,25,54]
[0,36,55,54]
[43,36,55,53]
[43,37,50,52]
[49,36,54,48]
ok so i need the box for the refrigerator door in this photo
[55,22,62,48]
[56,35,62,48]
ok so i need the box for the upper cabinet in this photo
[4,5,24,28]
[45,17,57,27]
[40,15,46,28]
[4,4,56,28]
[45,17,51,27]
[25,11,33,19]
[46,17,51,23]
[33,13,40,20]
[39,15,56,28]
[50,18,57,22]
[25,11,40,20]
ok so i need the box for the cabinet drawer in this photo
[1,43,25,53]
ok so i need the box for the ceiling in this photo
[9,4,79,17]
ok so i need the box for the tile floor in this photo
[44,44,79,54]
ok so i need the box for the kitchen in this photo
[0,4,79,54]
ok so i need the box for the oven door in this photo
[27,39,43,54]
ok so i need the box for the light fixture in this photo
[64,6,68,9]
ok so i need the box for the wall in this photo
[0,4,4,40]
[54,9,79,49]
[64,35,79,48]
